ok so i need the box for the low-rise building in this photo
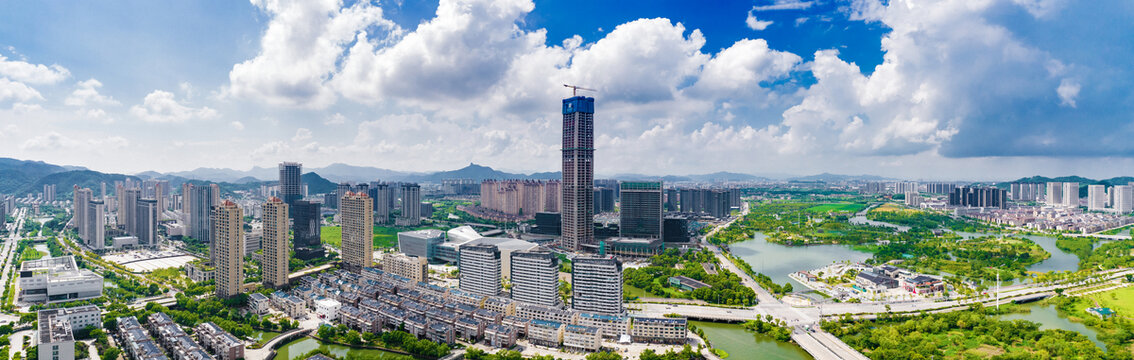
[249,293,271,314]
[484,324,518,348]
[117,316,169,360]
[902,275,945,294]
[526,319,564,348]
[516,303,577,324]
[482,297,516,315]
[185,261,215,283]
[455,317,485,341]
[18,256,103,303]
[667,276,710,291]
[38,305,100,360]
[577,313,628,339]
[314,297,343,321]
[404,315,428,337]
[147,313,213,360]
[630,317,687,344]
[195,322,244,360]
[381,255,429,283]
[427,322,455,345]
[563,324,602,352]
[855,271,898,294]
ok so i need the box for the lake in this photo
[954,232,1080,273]
[730,232,873,290]
[690,321,812,360]
[998,304,1105,349]
[272,337,414,360]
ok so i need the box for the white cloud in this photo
[292,128,312,142]
[847,0,885,22]
[129,90,218,123]
[693,39,801,96]
[12,102,42,113]
[0,53,70,84]
[751,0,813,11]
[323,112,346,125]
[19,132,128,152]
[746,9,774,30]
[65,79,120,107]
[0,78,43,102]
[1057,78,1080,107]
[231,121,245,130]
[228,0,392,108]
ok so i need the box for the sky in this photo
[0,0,1132,181]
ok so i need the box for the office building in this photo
[619,181,663,239]
[135,198,158,247]
[373,183,392,224]
[262,197,289,289]
[510,247,559,307]
[592,188,615,214]
[594,179,620,199]
[562,95,595,251]
[43,184,56,203]
[397,229,445,259]
[279,162,303,205]
[1088,185,1108,211]
[342,192,374,270]
[532,212,561,235]
[213,201,244,298]
[398,183,422,226]
[662,216,691,243]
[292,200,324,260]
[1113,185,1133,214]
[382,254,429,283]
[1064,182,1080,208]
[459,244,501,297]
[664,189,678,212]
[18,256,103,303]
[572,256,622,314]
[120,188,140,235]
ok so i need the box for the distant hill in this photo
[301,172,336,194]
[789,173,894,182]
[0,158,71,192]
[23,170,141,198]
[311,163,409,182]
[397,163,555,183]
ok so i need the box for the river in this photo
[690,321,812,360]
[998,304,1105,349]
[272,337,413,360]
[730,232,872,290]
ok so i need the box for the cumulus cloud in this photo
[228,0,392,108]
[323,112,345,125]
[292,128,312,142]
[19,131,128,151]
[1057,78,1080,108]
[65,79,120,107]
[0,78,42,102]
[0,53,70,84]
[231,121,245,130]
[129,90,218,123]
[746,9,774,31]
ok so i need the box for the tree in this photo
[585,352,623,360]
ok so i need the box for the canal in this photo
[998,304,1105,349]
[690,321,812,360]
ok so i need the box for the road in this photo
[0,209,27,321]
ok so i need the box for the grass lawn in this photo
[321,225,431,249]
[871,203,910,212]
[806,203,865,213]
[1084,286,1134,315]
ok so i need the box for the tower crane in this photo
[563,84,596,96]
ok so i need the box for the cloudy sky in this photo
[0,0,1131,180]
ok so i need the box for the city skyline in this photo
[1,0,1132,180]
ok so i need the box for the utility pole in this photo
[996,271,1001,310]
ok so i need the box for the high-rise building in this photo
[459,244,501,297]
[279,162,303,205]
[893,181,918,194]
[924,183,957,195]
[664,189,678,212]
[1046,182,1064,207]
[372,183,392,224]
[1113,185,1133,214]
[510,247,559,306]
[948,187,1007,209]
[479,180,562,218]
[135,199,158,247]
[1088,185,1108,211]
[42,184,55,203]
[74,187,105,250]
[397,183,421,226]
[341,192,374,270]
[562,95,595,251]
[572,256,622,314]
[212,201,244,298]
[1063,182,1080,208]
[142,180,170,212]
[262,197,289,289]
[292,200,324,260]
[73,186,91,243]
[120,188,140,235]
[619,182,663,239]
[593,188,615,214]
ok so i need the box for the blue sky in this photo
[0,0,1131,180]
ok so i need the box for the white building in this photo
[1063,182,1080,208]
[38,305,102,360]
[18,256,103,303]
[1046,182,1063,207]
[314,297,343,321]
[1113,185,1133,214]
[459,244,501,297]
[572,256,623,314]
[510,247,560,307]
[1088,185,1107,211]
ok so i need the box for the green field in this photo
[805,203,865,213]
[321,225,430,249]
[1084,286,1134,316]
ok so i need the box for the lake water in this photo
[954,232,1080,273]
[998,304,1105,349]
[272,337,413,360]
[690,321,812,360]
[848,215,911,232]
[730,232,873,289]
